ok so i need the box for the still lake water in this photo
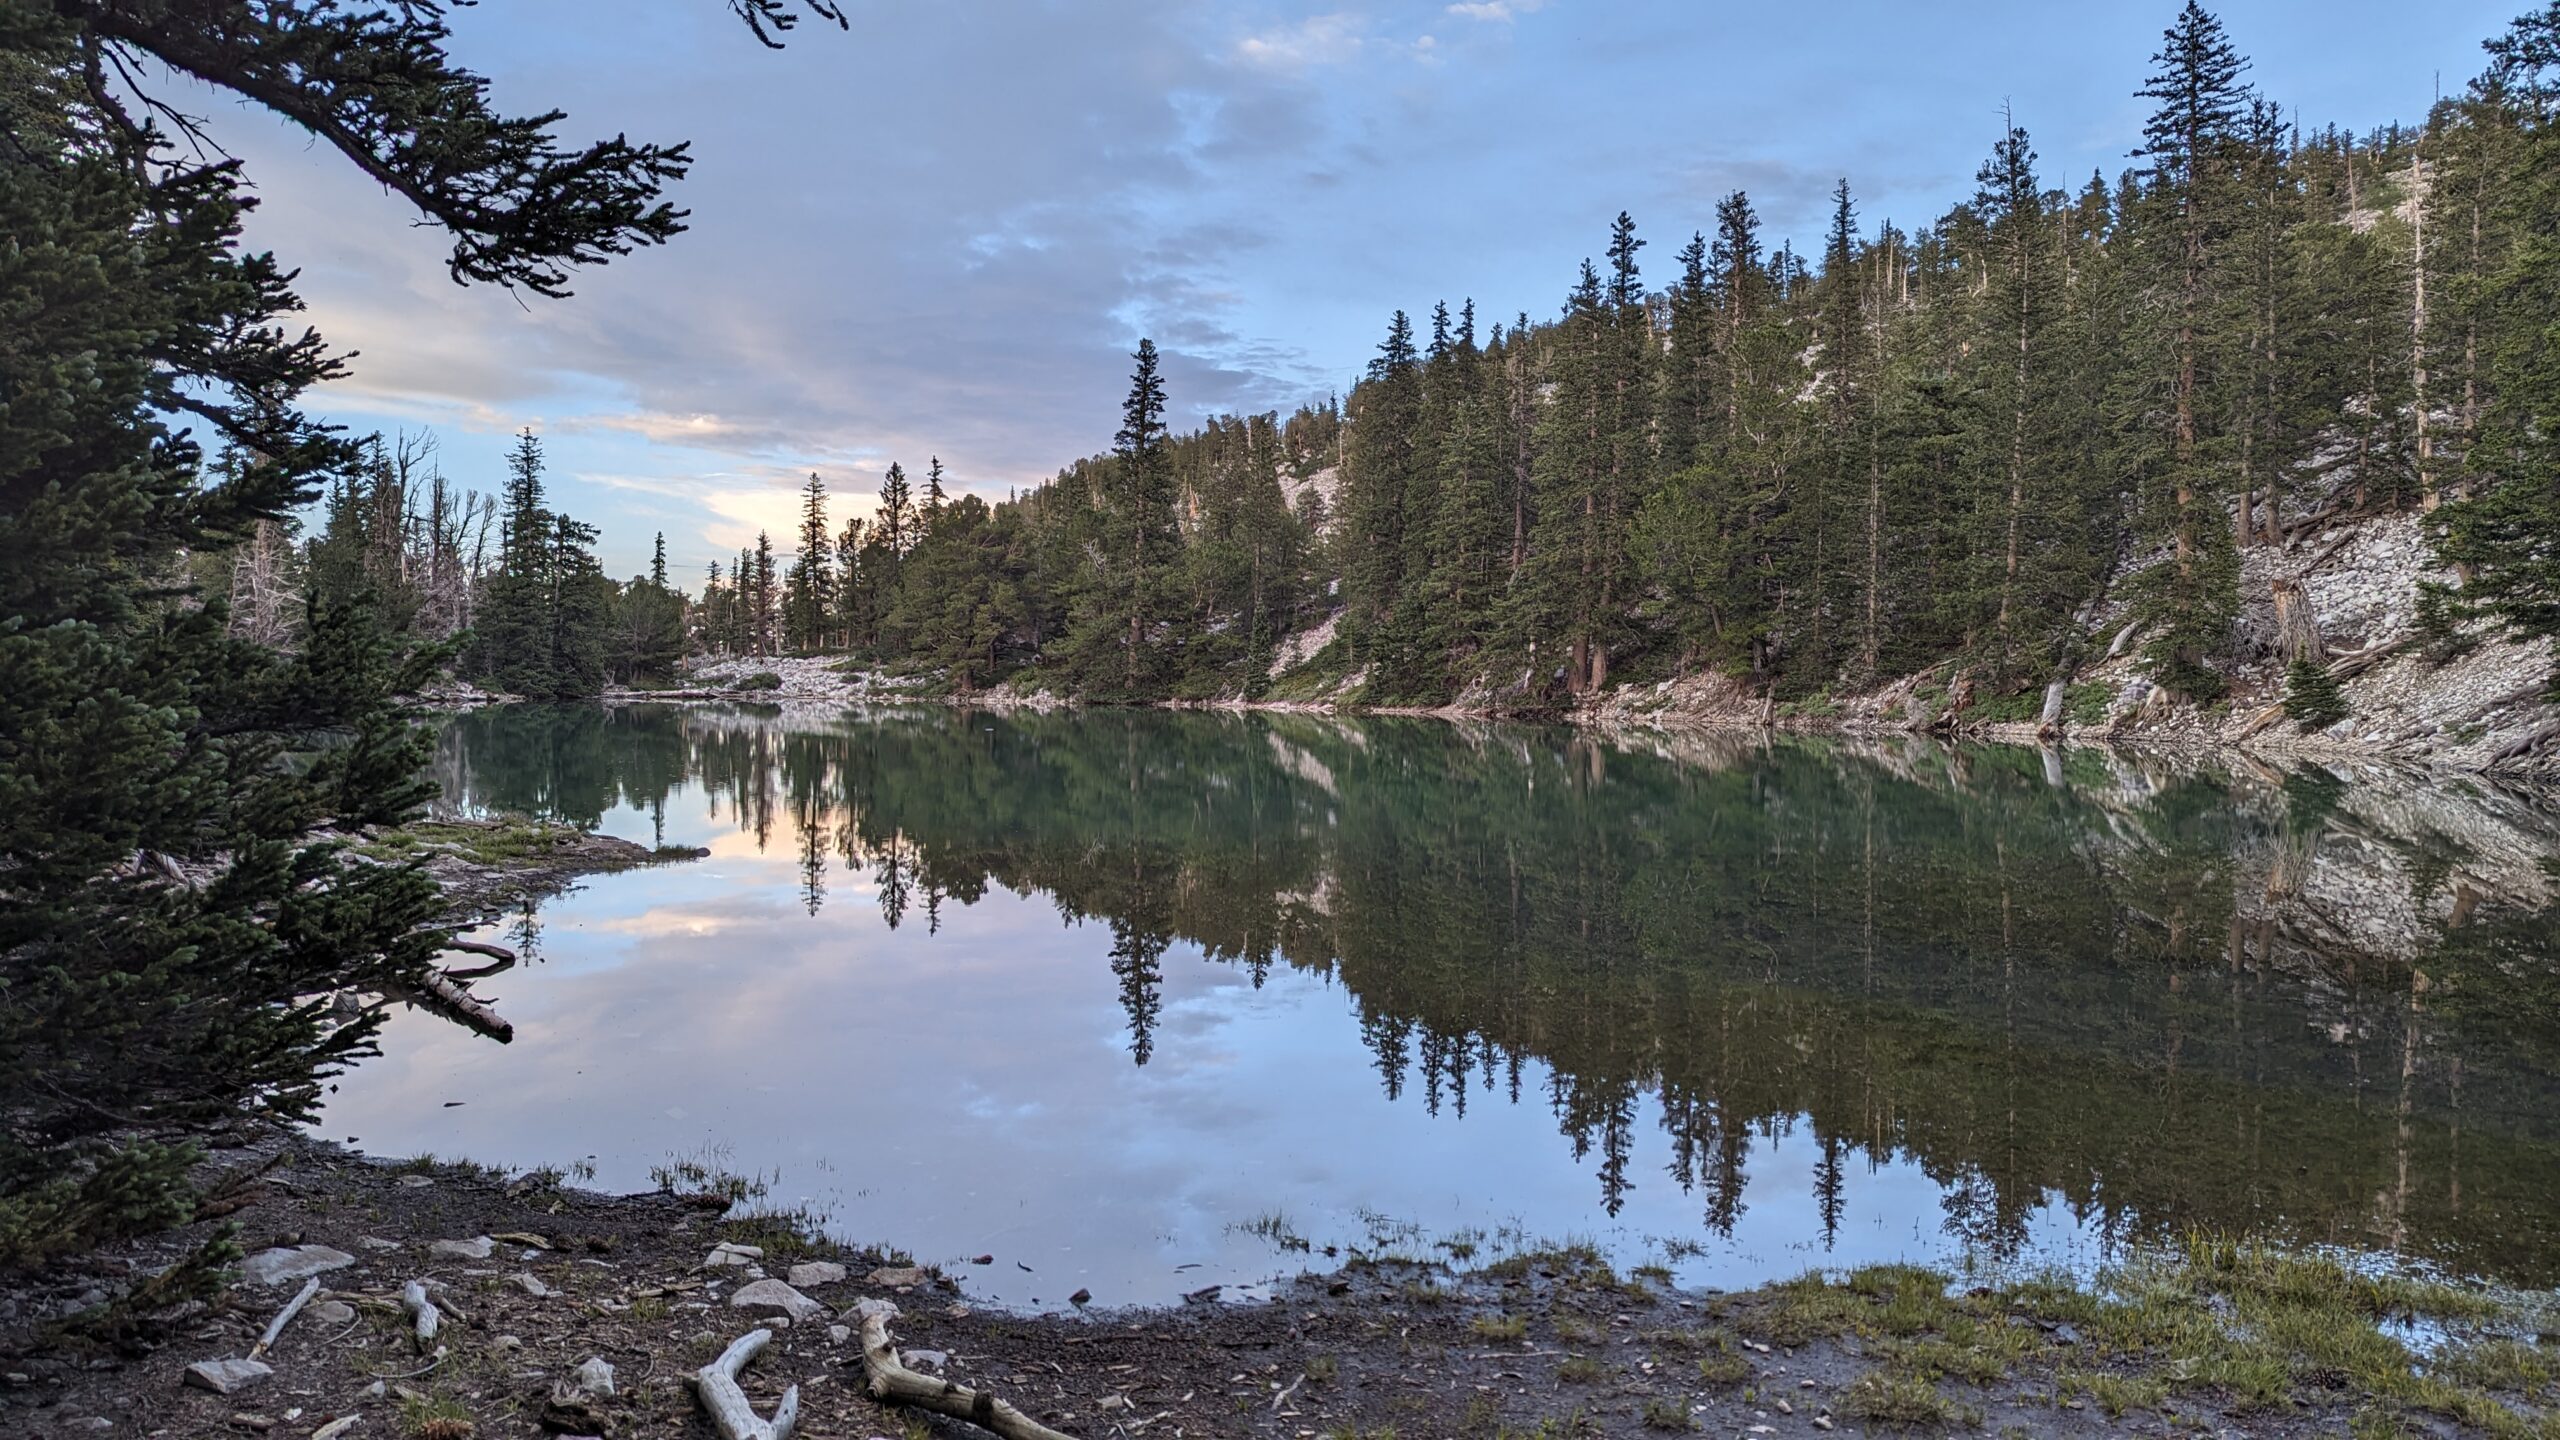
[319,703,2560,1307]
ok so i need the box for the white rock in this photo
[509,1272,555,1298]
[355,1238,402,1252]
[900,1348,948,1371]
[430,1236,494,1260]
[787,1261,846,1288]
[703,1242,761,1267]
[850,1297,899,1322]
[572,1356,616,1396]
[183,1358,274,1395]
[727,1278,826,1323]
[825,1324,852,1345]
[308,1300,357,1327]
[238,1246,355,1288]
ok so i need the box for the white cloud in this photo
[1235,13,1367,69]
[1446,0,1545,21]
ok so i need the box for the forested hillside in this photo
[673,2,2560,743]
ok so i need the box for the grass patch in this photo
[1554,1354,1608,1384]
[1470,1313,1529,1341]
[2058,1367,2169,1418]
[1841,1368,1979,1428]
[1640,1397,1696,1431]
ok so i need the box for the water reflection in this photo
[325,703,2560,1300]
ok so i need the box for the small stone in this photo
[900,1348,948,1372]
[866,1266,928,1289]
[396,1175,432,1188]
[704,1243,762,1268]
[786,1262,845,1288]
[943,1303,970,1320]
[308,1300,357,1327]
[571,1357,616,1397]
[969,1254,994,1266]
[825,1324,851,1345]
[494,1334,523,1351]
[238,1246,355,1287]
[227,1414,274,1432]
[851,1298,899,1322]
[183,1359,274,1396]
[1069,1288,1092,1306]
[362,1381,387,1401]
[355,1238,402,1252]
[430,1236,494,1261]
[509,1272,555,1299]
[728,1279,825,1323]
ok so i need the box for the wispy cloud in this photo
[1446,0,1545,22]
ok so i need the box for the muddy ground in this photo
[4,1136,2550,1440]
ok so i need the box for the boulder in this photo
[183,1359,274,1395]
[786,1261,846,1288]
[238,1246,354,1288]
[727,1278,825,1323]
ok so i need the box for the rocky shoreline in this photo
[10,1136,2553,1439]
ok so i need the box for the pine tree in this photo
[0,0,747,1276]
[785,471,833,651]
[2129,1,2253,698]
[472,430,560,696]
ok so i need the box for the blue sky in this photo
[202,0,2513,579]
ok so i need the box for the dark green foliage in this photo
[0,0,765,1275]
[2283,659,2349,731]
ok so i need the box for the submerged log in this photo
[859,1310,1073,1440]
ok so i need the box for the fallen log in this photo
[408,971,513,1043]
[248,1277,321,1361]
[691,1329,799,1440]
[860,1309,1073,1440]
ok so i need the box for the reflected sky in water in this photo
[318,704,2560,1305]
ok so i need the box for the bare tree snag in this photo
[690,1329,799,1440]
[2270,577,2327,665]
[859,1310,1074,1440]
[2037,679,2067,735]
[401,1280,441,1353]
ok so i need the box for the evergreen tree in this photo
[785,471,833,651]
[0,0,759,1276]
[2128,1,2253,698]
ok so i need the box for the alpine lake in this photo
[316,702,2560,1310]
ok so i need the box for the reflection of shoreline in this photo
[418,703,2560,1287]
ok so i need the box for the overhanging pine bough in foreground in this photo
[0,0,839,1291]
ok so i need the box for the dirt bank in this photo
[7,1136,2551,1439]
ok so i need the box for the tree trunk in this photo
[2270,576,2326,665]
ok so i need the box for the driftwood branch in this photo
[690,1329,799,1440]
[401,1280,441,1353]
[248,1277,321,1360]
[437,938,518,981]
[860,1310,1074,1440]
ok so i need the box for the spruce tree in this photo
[0,0,777,1276]
[785,471,833,651]
[2129,1,2252,698]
